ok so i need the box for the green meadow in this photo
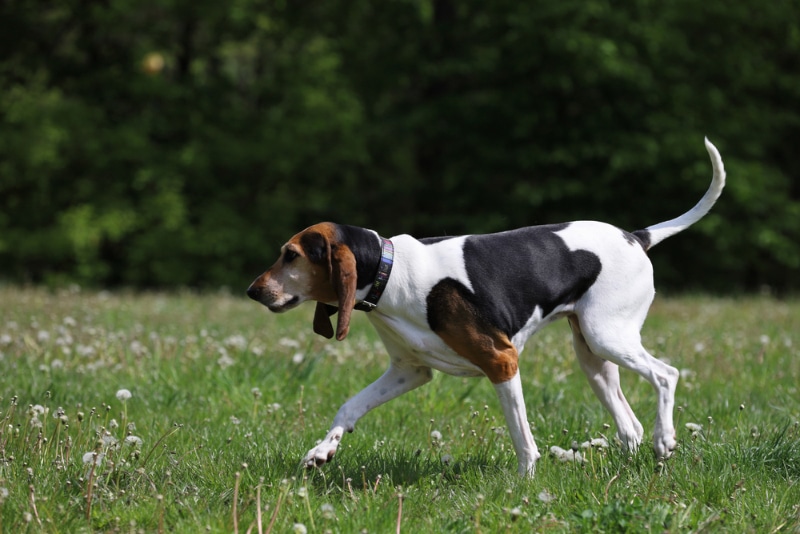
[0,287,798,532]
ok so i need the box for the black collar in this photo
[354,237,394,312]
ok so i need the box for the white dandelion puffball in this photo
[116,389,132,402]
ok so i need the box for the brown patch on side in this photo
[427,281,519,384]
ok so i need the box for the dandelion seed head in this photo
[224,334,248,351]
[129,340,147,356]
[83,452,104,464]
[538,489,556,503]
[430,430,442,441]
[279,337,301,349]
[124,435,143,447]
[685,422,703,432]
[116,389,132,402]
[292,523,308,534]
[217,353,235,369]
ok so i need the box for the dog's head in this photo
[247,222,374,341]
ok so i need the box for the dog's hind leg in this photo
[576,315,679,459]
[569,317,644,451]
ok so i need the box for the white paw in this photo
[616,431,643,453]
[654,433,677,459]
[303,434,341,468]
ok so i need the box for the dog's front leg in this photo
[303,364,433,468]
[494,372,540,476]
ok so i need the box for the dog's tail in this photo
[632,137,726,251]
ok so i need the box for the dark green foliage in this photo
[1,0,798,290]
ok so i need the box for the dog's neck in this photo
[354,237,394,312]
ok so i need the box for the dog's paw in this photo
[303,432,342,469]
[654,433,677,459]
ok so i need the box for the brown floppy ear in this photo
[330,243,358,341]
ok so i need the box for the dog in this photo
[247,138,725,476]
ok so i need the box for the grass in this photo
[0,286,798,532]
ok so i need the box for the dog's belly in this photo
[369,315,485,377]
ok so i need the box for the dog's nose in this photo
[246,285,262,301]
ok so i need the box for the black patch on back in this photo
[630,229,651,250]
[335,224,382,290]
[420,235,459,245]
[427,223,602,339]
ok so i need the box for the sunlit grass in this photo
[0,287,798,532]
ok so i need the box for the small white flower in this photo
[759,335,770,345]
[441,454,453,465]
[430,430,442,441]
[251,387,262,399]
[0,334,11,345]
[296,486,308,498]
[685,422,703,432]
[292,523,307,534]
[693,342,705,353]
[63,316,77,327]
[37,330,50,343]
[291,352,305,365]
[116,389,132,402]
[109,419,119,430]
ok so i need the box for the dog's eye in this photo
[284,250,299,263]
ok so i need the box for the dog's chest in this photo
[368,314,485,377]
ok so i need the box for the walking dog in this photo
[247,139,726,475]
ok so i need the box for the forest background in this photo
[1,0,798,293]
